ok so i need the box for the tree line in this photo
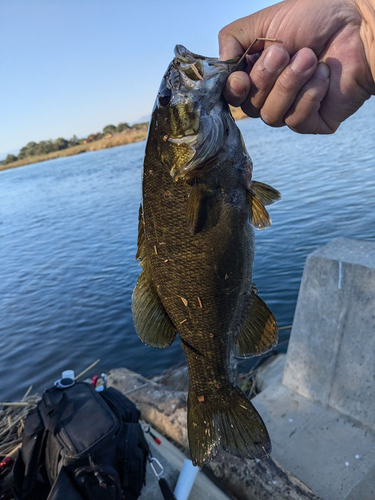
[3,121,144,165]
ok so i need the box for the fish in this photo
[132,45,281,467]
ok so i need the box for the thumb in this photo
[218,5,281,60]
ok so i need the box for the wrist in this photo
[357,0,375,90]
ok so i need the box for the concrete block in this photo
[251,238,375,499]
[282,238,375,428]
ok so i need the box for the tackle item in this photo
[174,460,199,500]
[12,380,149,500]
[148,457,176,500]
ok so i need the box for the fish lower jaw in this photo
[167,133,198,146]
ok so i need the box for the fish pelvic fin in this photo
[250,181,281,206]
[133,204,177,348]
[188,385,271,467]
[132,266,177,348]
[246,189,271,230]
[186,183,221,235]
[234,290,278,358]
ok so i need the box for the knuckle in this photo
[299,89,320,104]
[218,28,227,43]
[274,71,301,96]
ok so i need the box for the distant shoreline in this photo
[0,125,149,172]
[0,107,247,172]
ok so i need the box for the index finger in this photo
[218,6,280,60]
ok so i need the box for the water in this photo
[1,100,375,401]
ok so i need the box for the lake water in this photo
[1,100,375,401]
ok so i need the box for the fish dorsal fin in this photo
[250,181,281,206]
[187,183,221,234]
[246,189,271,230]
[135,204,146,262]
[234,290,278,358]
[132,265,177,348]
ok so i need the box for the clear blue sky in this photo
[0,0,275,159]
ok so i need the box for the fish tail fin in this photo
[187,385,271,467]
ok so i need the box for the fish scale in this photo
[133,45,281,466]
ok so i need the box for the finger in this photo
[218,4,282,60]
[284,63,332,134]
[260,48,318,127]
[223,71,251,107]
[241,45,290,118]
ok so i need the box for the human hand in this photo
[219,0,375,134]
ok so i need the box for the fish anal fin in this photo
[246,189,271,230]
[188,385,271,467]
[187,183,221,235]
[251,181,281,206]
[234,291,278,358]
[132,267,176,348]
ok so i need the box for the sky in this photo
[0,0,276,159]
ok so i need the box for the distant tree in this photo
[3,154,18,164]
[24,141,38,156]
[68,135,80,147]
[103,124,116,136]
[117,122,130,133]
[17,147,27,160]
[36,140,55,155]
[131,122,148,130]
[54,138,69,150]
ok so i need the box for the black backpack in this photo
[12,382,150,500]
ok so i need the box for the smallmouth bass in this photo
[133,45,281,466]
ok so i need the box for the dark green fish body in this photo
[133,46,280,466]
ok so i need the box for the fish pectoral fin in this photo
[188,385,271,467]
[186,183,221,235]
[234,290,278,358]
[250,180,281,206]
[132,267,177,348]
[246,189,271,230]
[135,203,146,262]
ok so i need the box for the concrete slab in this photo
[345,462,375,500]
[253,383,375,500]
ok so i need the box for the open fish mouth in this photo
[157,45,246,180]
[167,133,198,146]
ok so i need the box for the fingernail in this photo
[263,45,288,72]
[229,76,246,97]
[290,49,315,73]
[315,62,330,79]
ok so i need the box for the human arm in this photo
[219,0,375,134]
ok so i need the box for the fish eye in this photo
[159,89,171,106]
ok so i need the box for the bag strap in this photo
[12,407,48,499]
[43,393,74,433]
